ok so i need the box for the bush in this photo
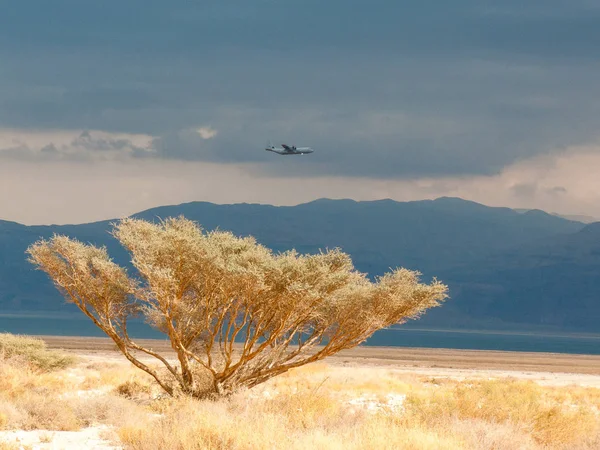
[115,380,152,399]
[27,216,447,398]
[403,379,600,447]
[0,333,75,371]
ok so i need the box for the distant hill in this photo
[434,222,600,330]
[132,197,583,276]
[553,214,599,224]
[1,197,596,331]
[514,208,598,224]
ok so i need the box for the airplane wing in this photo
[281,144,291,150]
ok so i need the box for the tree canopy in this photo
[27,216,448,398]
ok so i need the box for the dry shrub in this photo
[1,390,144,434]
[116,380,152,399]
[352,418,466,450]
[258,391,348,431]
[80,363,153,391]
[0,350,145,433]
[13,393,81,431]
[543,385,600,411]
[532,405,598,447]
[0,333,75,372]
[0,401,27,431]
[451,418,540,450]
[118,398,287,450]
[70,394,147,429]
[118,395,467,450]
[0,357,69,402]
[404,378,600,448]
[121,394,356,450]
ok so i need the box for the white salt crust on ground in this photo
[0,425,122,450]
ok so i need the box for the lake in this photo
[1,314,600,355]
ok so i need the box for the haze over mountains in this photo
[1,197,598,332]
[514,209,599,224]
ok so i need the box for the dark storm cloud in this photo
[2,0,600,177]
[0,131,148,161]
[72,131,146,154]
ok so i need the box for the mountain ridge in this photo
[1,197,597,331]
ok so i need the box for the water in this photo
[1,314,600,355]
[369,328,600,355]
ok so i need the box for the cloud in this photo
[3,142,600,225]
[1,1,600,180]
[547,186,568,196]
[2,1,600,224]
[196,127,218,139]
[509,182,538,199]
[0,129,153,161]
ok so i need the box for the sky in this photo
[2,0,600,224]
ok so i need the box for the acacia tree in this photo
[27,216,447,398]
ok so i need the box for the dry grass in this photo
[118,398,467,450]
[0,338,145,435]
[0,334,76,372]
[402,378,600,449]
[115,364,600,450]
[0,348,80,431]
[1,338,599,450]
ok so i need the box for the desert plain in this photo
[1,335,600,450]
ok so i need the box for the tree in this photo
[26,216,448,398]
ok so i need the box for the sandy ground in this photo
[42,335,600,388]
[3,337,600,449]
[0,426,121,450]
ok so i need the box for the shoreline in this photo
[39,335,600,376]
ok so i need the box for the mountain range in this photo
[514,208,599,224]
[1,197,598,332]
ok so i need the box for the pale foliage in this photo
[26,217,447,398]
[0,333,75,371]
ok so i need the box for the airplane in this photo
[265,142,314,155]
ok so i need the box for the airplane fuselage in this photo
[265,144,314,155]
